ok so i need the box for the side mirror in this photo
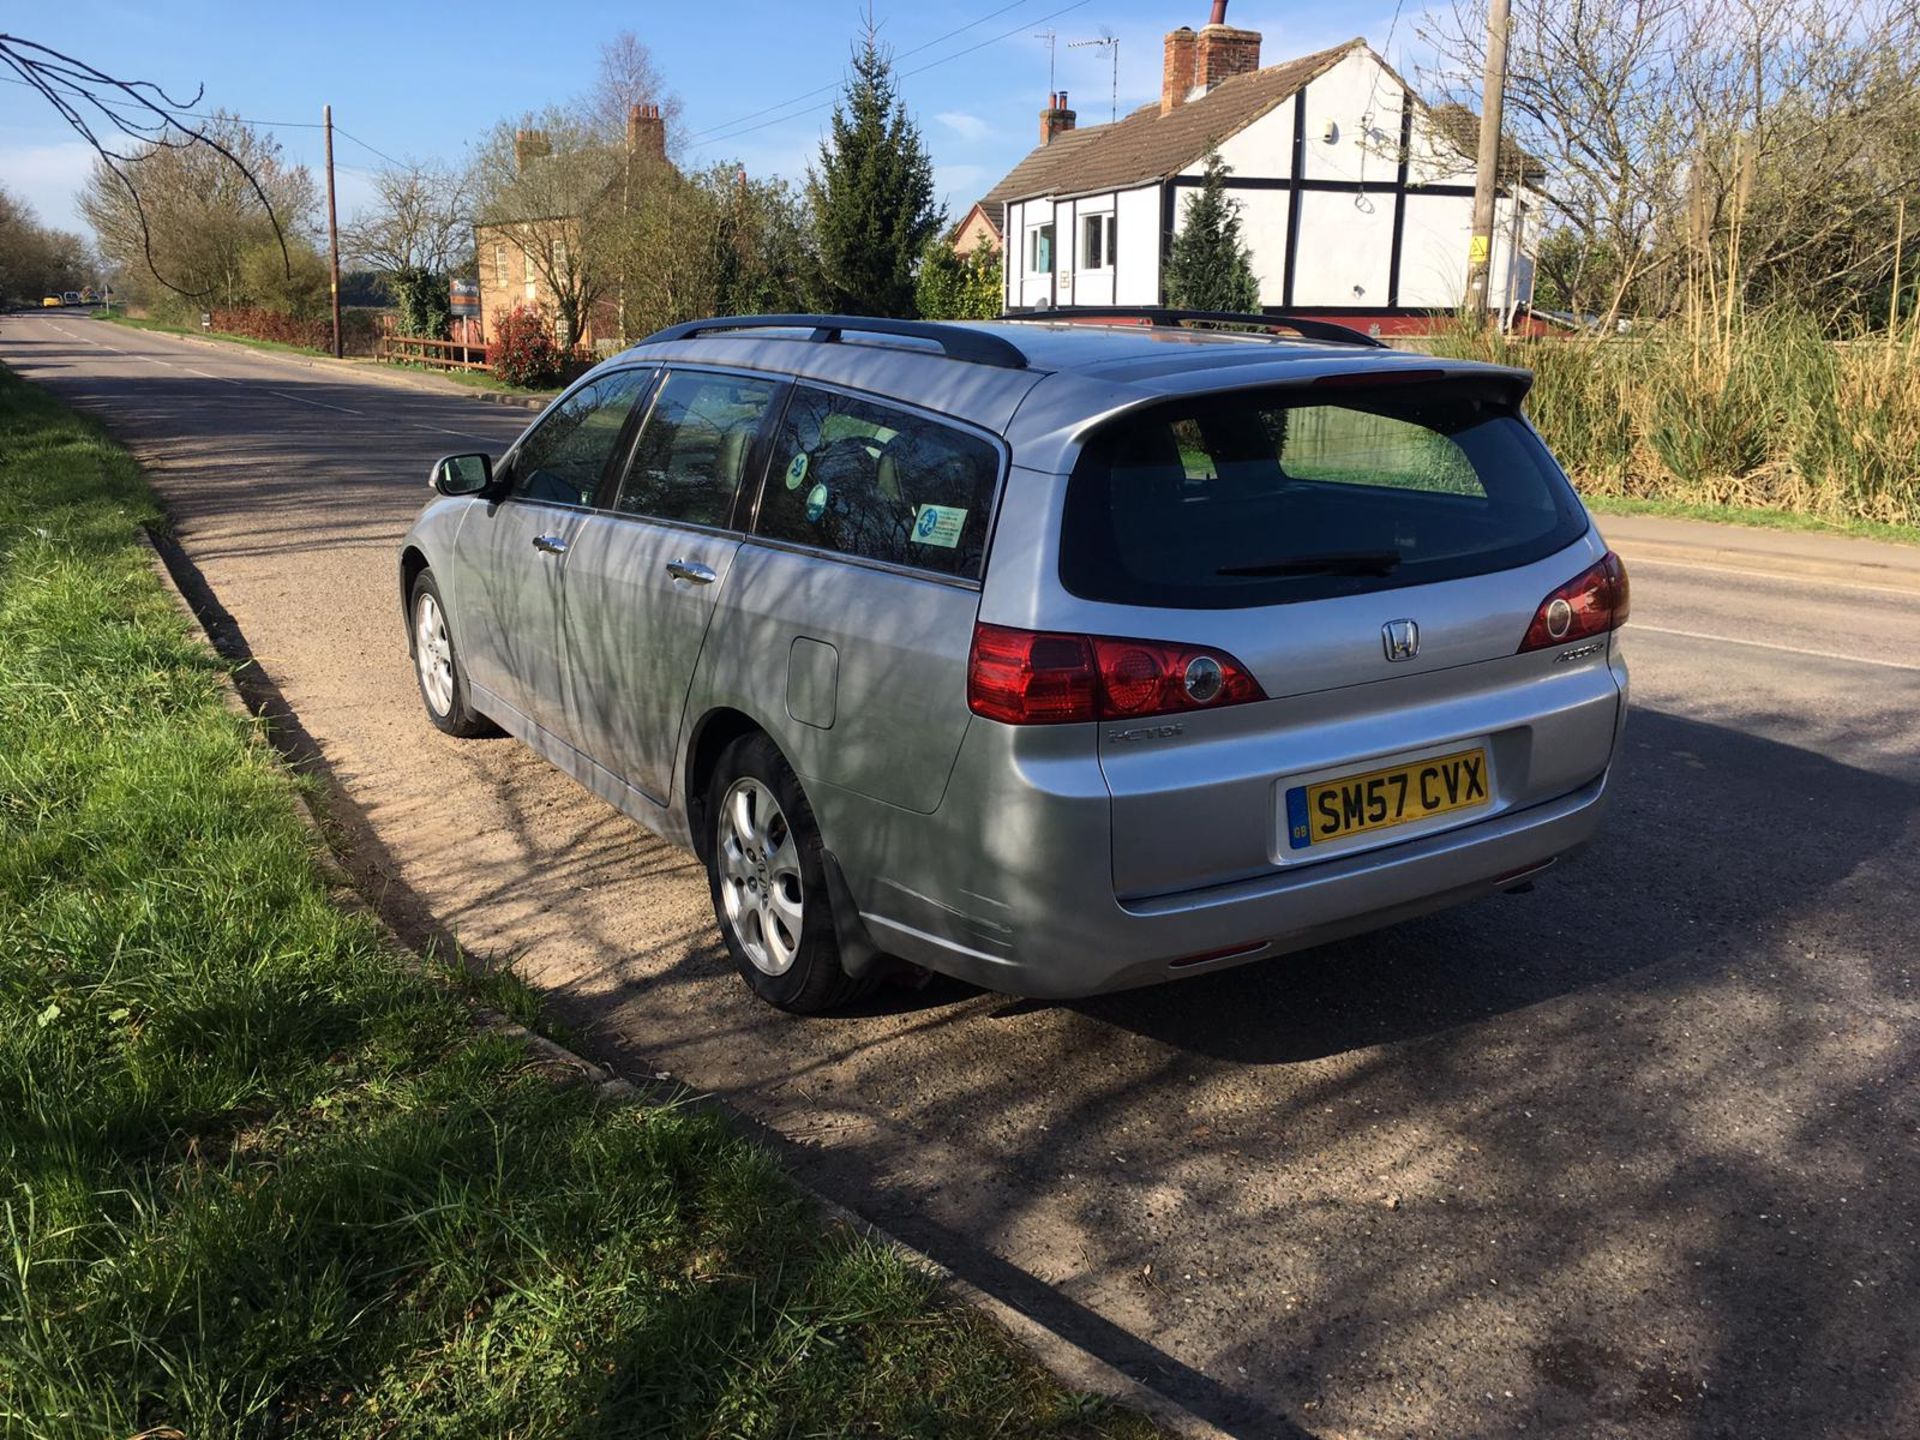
[430,453,493,496]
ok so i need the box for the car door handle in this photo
[665,558,717,585]
[531,534,569,556]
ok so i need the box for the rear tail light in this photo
[1518,551,1630,653]
[968,623,1266,725]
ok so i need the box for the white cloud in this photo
[0,140,97,236]
[935,110,991,142]
[933,162,988,214]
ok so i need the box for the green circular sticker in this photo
[784,452,809,490]
[804,482,828,523]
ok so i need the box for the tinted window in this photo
[1061,383,1588,609]
[755,386,1001,580]
[507,368,654,508]
[615,370,778,528]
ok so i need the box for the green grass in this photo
[92,309,332,359]
[1428,309,1920,528]
[377,359,554,397]
[1582,492,1920,547]
[0,364,1156,1439]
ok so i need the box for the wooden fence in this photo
[376,333,490,373]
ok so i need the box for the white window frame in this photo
[1081,212,1116,272]
[1028,223,1055,276]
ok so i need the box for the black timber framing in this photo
[1388,98,1413,306]
[1281,89,1307,308]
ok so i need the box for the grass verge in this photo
[0,363,1154,1438]
[1582,492,1920,547]
[92,309,332,360]
[376,359,555,398]
[1429,310,1920,529]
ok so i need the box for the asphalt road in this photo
[7,310,1917,1439]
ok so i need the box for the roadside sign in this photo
[450,280,480,318]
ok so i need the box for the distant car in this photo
[60,291,83,306]
[398,310,1630,1013]
[42,295,63,308]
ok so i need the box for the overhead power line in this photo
[688,0,1091,152]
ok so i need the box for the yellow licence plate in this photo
[1285,748,1490,849]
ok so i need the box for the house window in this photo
[494,244,507,284]
[1029,223,1054,275]
[553,239,568,281]
[524,249,536,284]
[1082,213,1116,271]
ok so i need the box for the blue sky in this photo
[1,0,1432,243]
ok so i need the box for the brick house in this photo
[473,104,670,351]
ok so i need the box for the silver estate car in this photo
[400,312,1629,1013]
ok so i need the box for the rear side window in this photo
[616,370,780,528]
[755,385,1001,580]
[1060,382,1588,608]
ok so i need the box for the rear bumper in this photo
[849,764,1611,999]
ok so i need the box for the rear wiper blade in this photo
[1217,550,1403,578]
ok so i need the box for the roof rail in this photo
[641,314,1029,370]
[997,307,1386,349]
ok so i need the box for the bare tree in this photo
[0,32,294,297]
[345,163,473,275]
[470,111,627,349]
[1420,0,1920,326]
[586,31,682,153]
[79,113,318,316]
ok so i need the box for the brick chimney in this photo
[1195,0,1261,93]
[1039,90,1077,145]
[626,103,667,163]
[513,128,551,172]
[1161,27,1197,114]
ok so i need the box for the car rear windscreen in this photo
[1059,381,1589,609]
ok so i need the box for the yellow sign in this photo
[1296,748,1491,846]
[1469,234,1491,264]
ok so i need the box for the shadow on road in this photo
[70,318,1919,1439]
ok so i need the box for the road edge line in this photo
[135,527,1242,1440]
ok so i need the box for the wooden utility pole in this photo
[324,103,342,358]
[1463,0,1511,325]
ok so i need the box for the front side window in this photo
[755,385,1001,580]
[614,370,779,528]
[1030,223,1054,275]
[506,368,655,508]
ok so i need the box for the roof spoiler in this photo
[997,307,1387,348]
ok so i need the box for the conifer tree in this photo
[807,19,940,317]
[1164,148,1260,312]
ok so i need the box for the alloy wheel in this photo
[717,777,805,975]
[415,592,454,716]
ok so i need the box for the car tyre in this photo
[409,569,496,738]
[706,732,875,1014]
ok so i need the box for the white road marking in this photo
[1625,555,1920,601]
[268,389,363,416]
[1632,624,1920,672]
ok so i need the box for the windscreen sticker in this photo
[784,452,809,489]
[805,482,829,523]
[911,504,967,548]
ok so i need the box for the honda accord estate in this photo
[399,311,1629,1012]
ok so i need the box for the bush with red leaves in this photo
[490,306,562,388]
[207,307,381,356]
